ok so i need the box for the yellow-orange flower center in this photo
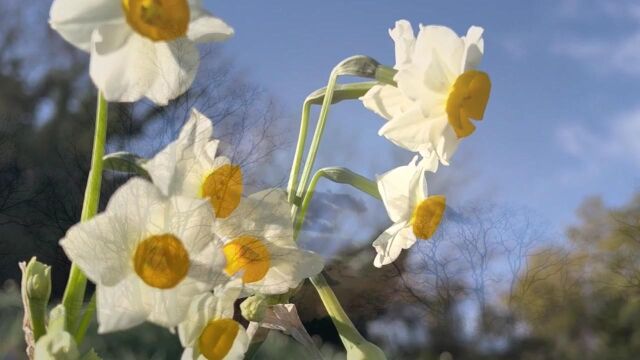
[411,195,446,239]
[121,0,189,42]
[223,236,270,283]
[133,233,189,289]
[198,318,240,360]
[445,70,491,139]
[200,164,243,219]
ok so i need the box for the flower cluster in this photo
[39,1,492,357]
[362,20,491,267]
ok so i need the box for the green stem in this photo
[28,298,47,341]
[62,91,108,339]
[309,274,363,344]
[293,167,380,238]
[287,101,311,205]
[74,293,96,345]
[292,69,339,219]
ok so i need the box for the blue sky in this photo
[208,0,640,236]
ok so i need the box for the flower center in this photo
[200,164,243,219]
[223,236,270,283]
[411,195,446,239]
[133,234,189,289]
[445,70,491,139]
[198,318,240,360]
[121,0,189,42]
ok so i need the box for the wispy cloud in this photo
[552,0,640,76]
[555,107,640,167]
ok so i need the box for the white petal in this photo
[435,121,461,165]
[244,246,324,295]
[376,156,425,223]
[180,348,197,360]
[90,30,199,105]
[389,20,416,69]
[379,103,430,152]
[188,8,234,43]
[145,109,215,197]
[372,222,416,267]
[217,189,292,240]
[49,0,123,52]
[143,277,209,328]
[165,195,217,254]
[414,25,465,75]
[224,327,250,360]
[106,178,167,229]
[59,213,132,286]
[97,275,147,333]
[462,26,485,71]
[394,64,429,101]
[361,85,413,121]
[178,292,217,347]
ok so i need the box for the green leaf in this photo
[102,152,151,180]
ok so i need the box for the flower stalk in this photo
[61,91,108,339]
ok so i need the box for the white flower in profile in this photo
[59,178,226,333]
[178,280,249,360]
[362,20,491,165]
[373,154,446,267]
[144,109,243,221]
[216,189,325,295]
[49,0,234,105]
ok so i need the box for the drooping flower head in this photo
[60,178,226,332]
[49,0,234,105]
[373,155,446,267]
[362,20,491,165]
[178,280,249,360]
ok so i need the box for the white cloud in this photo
[556,108,640,167]
[552,0,640,76]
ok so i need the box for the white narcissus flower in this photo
[49,0,234,105]
[144,109,243,220]
[143,110,323,294]
[216,189,325,295]
[373,155,446,267]
[362,20,491,165]
[178,280,249,360]
[60,178,226,333]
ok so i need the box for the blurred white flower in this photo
[60,178,226,333]
[49,0,234,105]
[217,189,325,295]
[373,155,445,267]
[144,109,243,220]
[362,20,491,165]
[178,280,249,360]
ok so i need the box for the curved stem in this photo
[292,69,339,219]
[74,293,96,345]
[287,101,311,205]
[62,91,108,340]
[293,167,380,238]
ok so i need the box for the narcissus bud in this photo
[240,295,268,322]
[23,257,52,302]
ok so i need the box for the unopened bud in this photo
[23,257,52,302]
[240,295,268,322]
